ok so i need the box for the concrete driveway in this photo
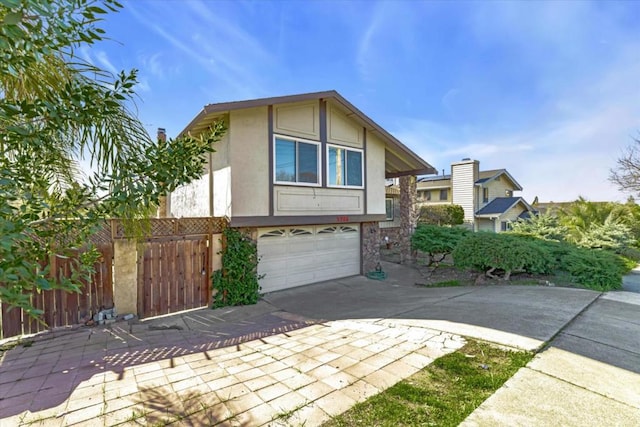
[1,261,639,426]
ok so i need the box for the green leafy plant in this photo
[211,228,262,308]
[0,0,226,317]
[561,247,625,291]
[418,204,465,226]
[453,233,554,280]
[509,212,568,241]
[411,224,470,269]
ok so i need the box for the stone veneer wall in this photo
[361,221,381,274]
[399,175,417,264]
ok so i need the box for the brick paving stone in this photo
[402,352,435,369]
[206,374,240,392]
[259,360,289,375]
[326,355,358,371]
[307,364,340,380]
[216,382,252,402]
[312,350,341,364]
[385,359,420,379]
[255,382,291,403]
[236,402,278,426]
[280,372,316,391]
[234,366,266,382]
[171,375,205,393]
[277,402,330,427]
[321,371,357,390]
[362,368,402,390]
[296,381,335,402]
[224,389,264,415]
[270,367,299,382]
[7,375,47,397]
[244,374,279,392]
[362,353,395,370]
[341,379,381,402]
[61,402,105,426]
[313,389,357,417]
[343,360,378,379]
[268,390,308,415]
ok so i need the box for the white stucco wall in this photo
[169,174,210,217]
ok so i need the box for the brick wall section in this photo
[361,221,381,274]
[380,227,402,245]
[399,175,417,264]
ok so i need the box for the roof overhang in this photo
[179,90,436,178]
[475,170,523,191]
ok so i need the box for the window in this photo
[501,221,511,231]
[483,188,489,203]
[425,190,431,201]
[274,136,320,185]
[327,145,363,187]
[385,198,394,221]
[505,190,513,197]
[439,189,448,201]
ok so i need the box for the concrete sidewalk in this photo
[1,261,639,426]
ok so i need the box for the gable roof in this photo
[476,197,534,217]
[476,169,523,190]
[180,90,436,178]
[417,168,523,191]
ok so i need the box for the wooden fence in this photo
[0,242,113,340]
[0,217,227,340]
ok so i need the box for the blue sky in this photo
[93,0,640,203]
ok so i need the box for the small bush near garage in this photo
[411,224,470,269]
[211,228,262,308]
[453,232,554,280]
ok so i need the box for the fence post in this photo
[112,239,138,316]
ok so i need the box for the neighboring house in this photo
[168,91,435,293]
[380,183,401,244]
[417,158,535,232]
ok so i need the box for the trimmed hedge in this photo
[453,232,627,290]
[411,224,470,267]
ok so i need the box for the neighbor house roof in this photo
[417,168,523,190]
[475,197,534,217]
[180,90,436,178]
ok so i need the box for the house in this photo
[168,91,435,293]
[416,158,535,232]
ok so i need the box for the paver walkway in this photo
[1,310,463,426]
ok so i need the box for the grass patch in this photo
[324,340,532,427]
[422,279,462,287]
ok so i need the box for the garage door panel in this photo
[257,224,360,293]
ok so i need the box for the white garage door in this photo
[257,224,360,293]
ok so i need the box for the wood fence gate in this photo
[137,235,212,318]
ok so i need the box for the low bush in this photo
[411,224,470,268]
[561,247,624,291]
[418,204,465,226]
[453,233,554,279]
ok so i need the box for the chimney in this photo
[157,127,167,143]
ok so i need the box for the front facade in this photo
[169,91,434,293]
[417,159,534,232]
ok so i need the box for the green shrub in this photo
[561,247,624,291]
[453,233,554,279]
[211,228,262,308]
[411,224,470,267]
[418,204,465,226]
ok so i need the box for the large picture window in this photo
[274,136,320,185]
[327,145,363,188]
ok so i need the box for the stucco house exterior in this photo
[416,159,535,232]
[168,91,435,293]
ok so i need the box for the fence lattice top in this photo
[107,217,227,241]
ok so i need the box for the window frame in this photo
[483,187,489,203]
[439,189,448,201]
[385,198,394,221]
[273,135,321,187]
[326,144,365,189]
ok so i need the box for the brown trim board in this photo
[268,105,274,216]
[230,214,386,228]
